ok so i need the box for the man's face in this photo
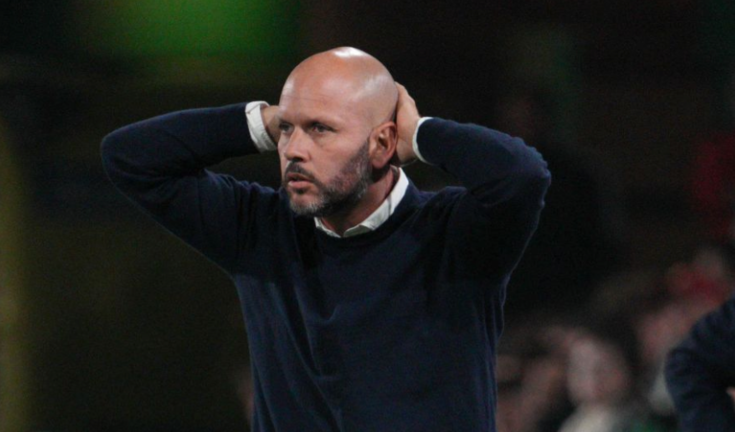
[277,77,374,217]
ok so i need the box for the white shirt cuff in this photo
[245,101,277,152]
[412,117,433,164]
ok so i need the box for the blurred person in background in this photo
[632,285,692,429]
[101,47,550,431]
[665,294,735,432]
[621,268,724,429]
[558,317,668,432]
[496,353,526,432]
[588,265,729,430]
[655,244,734,423]
[517,348,571,432]
[500,315,577,432]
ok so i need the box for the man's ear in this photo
[369,121,397,169]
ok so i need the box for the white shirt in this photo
[245,101,431,238]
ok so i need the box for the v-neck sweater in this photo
[101,103,550,432]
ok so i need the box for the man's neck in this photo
[319,167,398,236]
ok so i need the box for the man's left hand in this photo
[394,83,420,166]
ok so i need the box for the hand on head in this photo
[393,83,420,166]
[261,105,281,144]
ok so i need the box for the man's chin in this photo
[287,193,323,217]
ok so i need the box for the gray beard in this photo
[284,140,371,218]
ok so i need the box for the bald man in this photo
[102,47,550,432]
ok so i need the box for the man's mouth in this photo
[286,172,314,189]
[287,172,311,182]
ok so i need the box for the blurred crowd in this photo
[496,243,733,432]
[491,75,735,432]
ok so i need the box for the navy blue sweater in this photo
[666,296,735,432]
[101,103,550,432]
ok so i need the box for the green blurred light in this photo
[79,0,299,58]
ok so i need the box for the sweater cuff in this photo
[413,117,434,164]
[245,101,277,152]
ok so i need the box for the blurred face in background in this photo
[567,336,632,407]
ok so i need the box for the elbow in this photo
[513,147,552,215]
[100,125,141,185]
[100,130,123,182]
[530,160,552,193]
[506,137,552,192]
[517,149,552,202]
[526,144,552,188]
[100,130,118,166]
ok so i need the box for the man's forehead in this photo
[281,75,361,101]
[279,86,367,122]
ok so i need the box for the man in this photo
[666,295,735,432]
[101,47,550,431]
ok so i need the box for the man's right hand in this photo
[261,105,281,144]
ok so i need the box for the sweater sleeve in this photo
[415,118,551,280]
[665,297,735,432]
[100,103,273,274]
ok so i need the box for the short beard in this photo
[284,140,372,218]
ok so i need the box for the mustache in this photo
[283,163,317,183]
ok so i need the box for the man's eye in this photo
[278,123,292,133]
[312,124,330,133]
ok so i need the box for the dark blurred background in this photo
[1,1,734,431]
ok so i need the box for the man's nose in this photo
[283,128,309,161]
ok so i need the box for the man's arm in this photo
[101,103,275,273]
[395,85,551,279]
[665,297,735,432]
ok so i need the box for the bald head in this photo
[281,47,398,127]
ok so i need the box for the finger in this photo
[395,82,408,99]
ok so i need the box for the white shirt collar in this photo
[315,168,409,238]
